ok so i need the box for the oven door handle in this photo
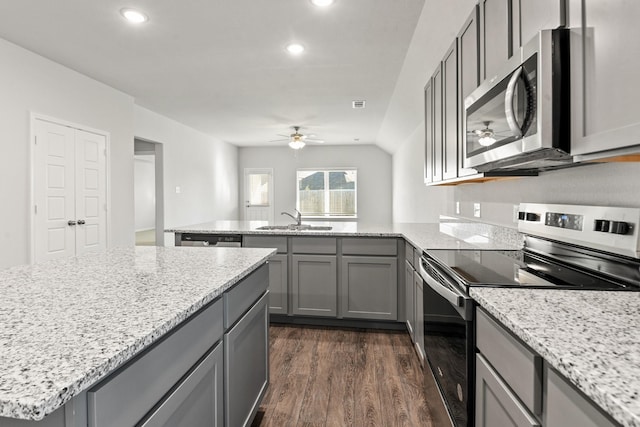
[419,260,464,308]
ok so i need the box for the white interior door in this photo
[244,168,274,222]
[33,118,108,263]
[75,129,107,255]
[34,120,76,262]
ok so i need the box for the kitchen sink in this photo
[255,225,333,231]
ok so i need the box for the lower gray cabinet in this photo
[544,365,617,427]
[267,254,287,314]
[475,354,541,427]
[225,291,269,427]
[405,260,415,341]
[340,256,397,320]
[292,254,337,316]
[139,342,224,427]
[413,271,425,364]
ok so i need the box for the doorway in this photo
[134,139,164,246]
[244,168,274,222]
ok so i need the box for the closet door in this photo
[75,129,107,255]
[34,119,77,262]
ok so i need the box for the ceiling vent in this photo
[352,100,366,109]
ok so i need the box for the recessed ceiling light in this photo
[286,43,305,55]
[311,0,335,6]
[120,8,148,24]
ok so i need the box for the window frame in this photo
[295,168,358,219]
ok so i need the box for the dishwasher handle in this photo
[419,259,464,308]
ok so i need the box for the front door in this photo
[243,168,273,222]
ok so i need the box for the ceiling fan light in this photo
[311,0,335,6]
[286,43,305,55]
[120,8,148,24]
[478,135,497,147]
[289,140,306,150]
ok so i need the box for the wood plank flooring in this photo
[252,325,451,427]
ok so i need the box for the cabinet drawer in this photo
[405,242,415,266]
[476,308,542,415]
[224,263,268,329]
[292,237,336,254]
[243,235,287,253]
[138,342,224,427]
[87,298,224,427]
[342,238,397,256]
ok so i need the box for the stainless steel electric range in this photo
[419,203,640,427]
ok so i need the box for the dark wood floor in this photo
[252,324,451,427]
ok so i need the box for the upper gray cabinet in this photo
[432,65,444,183]
[442,40,459,181]
[457,6,481,177]
[479,0,518,83]
[519,0,566,47]
[568,0,640,159]
[424,79,435,184]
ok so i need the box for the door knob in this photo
[67,220,77,226]
[77,219,86,225]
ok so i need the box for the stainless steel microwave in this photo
[463,29,571,172]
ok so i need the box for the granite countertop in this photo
[470,287,640,427]
[0,246,275,421]
[167,219,523,251]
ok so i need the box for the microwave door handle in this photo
[419,261,464,307]
[505,66,523,136]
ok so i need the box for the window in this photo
[296,169,357,218]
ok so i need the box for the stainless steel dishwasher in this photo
[176,233,242,247]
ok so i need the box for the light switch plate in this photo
[474,203,481,218]
[455,202,460,215]
[175,186,181,194]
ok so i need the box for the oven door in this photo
[419,256,475,427]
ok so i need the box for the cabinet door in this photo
[225,292,269,427]
[267,254,287,314]
[413,271,425,364]
[544,365,617,427]
[568,0,640,157]
[424,78,435,184]
[475,354,541,427]
[432,64,444,182]
[442,40,459,180]
[139,343,224,427]
[480,0,517,82]
[519,0,565,46]
[340,256,397,320]
[458,6,481,177]
[405,260,415,341]
[292,255,337,317]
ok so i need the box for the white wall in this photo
[134,106,239,228]
[389,0,640,226]
[134,155,156,231]
[239,145,392,224]
[0,38,135,269]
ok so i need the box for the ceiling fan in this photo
[270,126,325,150]
[467,121,510,147]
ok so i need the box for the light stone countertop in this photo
[470,287,640,427]
[0,246,275,421]
[167,219,524,251]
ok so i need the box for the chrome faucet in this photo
[281,209,302,226]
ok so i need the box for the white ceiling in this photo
[0,0,425,149]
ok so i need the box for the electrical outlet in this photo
[175,186,181,194]
[474,203,481,218]
[513,205,520,223]
[455,202,460,215]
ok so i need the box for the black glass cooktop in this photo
[424,245,640,291]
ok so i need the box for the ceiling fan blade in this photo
[268,138,289,142]
[306,139,325,143]
[276,134,290,138]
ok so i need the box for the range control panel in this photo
[518,203,640,258]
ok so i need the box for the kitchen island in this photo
[0,246,275,426]
[471,287,640,427]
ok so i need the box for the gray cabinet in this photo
[424,78,435,184]
[432,64,444,183]
[458,5,481,177]
[413,270,425,364]
[519,0,565,46]
[544,364,618,427]
[292,254,337,316]
[568,0,640,158]
[479,0,517,82]
[267,254,287,314]
[139,342,224,427]
[405,260,415,341]
[340,256,397,320]
[225,291,269,427]
[476,354,541,427]
[442,39,459,180]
